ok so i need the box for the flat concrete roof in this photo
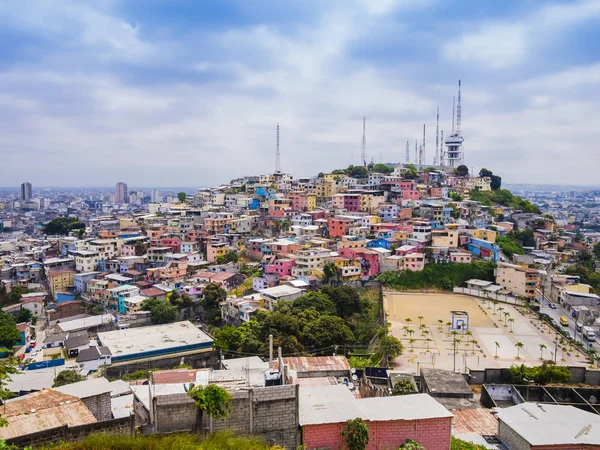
[97,321,213,361]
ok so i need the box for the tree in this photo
[450,192,463,202]
[539,344,547,360]
[342,418,369,450]
[217,250,238,265]
[455,165,469,177]
[142,298,178,324]
[494,341,500,358]
[0,357,19,426]
[515,342,524,359]
[177,192,187,203]
[479,168,493,178]
[42,217,85,236]
[303,316,355,349]
[377,335,404,363]
[490,174,502,190]
[322,262,338,285]
[509,361,571,385]
[16,308,32,324]
[347,165,368,179]
[451,437,488,450]
[400,440,425,450]
[292,292,336,316]
[0,311,22,348]
[134,241,146,256]
[371,163,393,174]
[188,384,233,433]
[52,370,84,387]
[392,378,416,396]
[213,326,243,352]
[321,285,364,318]
[202,282,227,325]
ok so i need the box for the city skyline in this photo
[1,1,599,186]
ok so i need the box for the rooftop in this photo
[53,377,113,399]
[97,321,212,359]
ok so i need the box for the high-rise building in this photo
[115,182,128,204]
[151,189,162,203]
[21,182,32,201]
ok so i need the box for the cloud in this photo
[0,0,598,187]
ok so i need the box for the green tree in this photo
[377,334,404,363]
[0,357,19,427]
[16,308,32,323]
[450,192,463,202]
[321,285,364,318]
[371,163,393,174]
[188,384,233,433]
[490,174,502,190]
[291,292,337,315]
[323,262,338,285]
[451,437,488,450]
[342,418,369,450]
[392,378,416,396]
[213,326,243,352]
[142,298,178,324]
[479,168,493,178]
[134,241,146,256]
[400,439,425,450]
[42,217,85,236]
[202,282,227,325]
[177,192,187,203]
[455,165,469,177]
[347,165,368,179]
[303,316,355,349]
[52,370,85,387]
[0,311,22,348]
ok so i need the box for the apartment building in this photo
[495,262,540,299]
[292,248,331,277]
[431,229,459,248]
[48,270,75,298]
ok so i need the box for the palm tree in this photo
[437,319,444,331]
[426,338,432,352]
[409,338,416,352]
[465,330,473,338]
[402,325,409,336]
[503,311,510,327]
[422,329,430,339]
[492,300,499,313]
[495,341,500,358]
[418,315,424,327]
[405,318,412,327]
[508,318,515,333]
[446,321,452,333]
[515,342,524,359]
[470,339,478,354]
[406,328,415,340]
[497,306,504,318]
[453,337,462,355]
[539,343,547,360]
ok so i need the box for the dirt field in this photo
[384,292,494,328]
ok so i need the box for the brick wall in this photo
[6,416,133,448]
[82,392,112,422]
[498,420,531,450]
[152,384,299,449]
[303,417,452,450]
[47,301,86,321]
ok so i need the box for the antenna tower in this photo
[414,140,418,164]
[361,117,367,167]
[435,107,439,166]
[440,130,444,166]
[422,124,426,166]
[405,141,409,163]
[456,80,462,136]
[452,96,455,135]
[275,123,281,173]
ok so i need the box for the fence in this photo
[453,287,521,306]
[26,358,65,370]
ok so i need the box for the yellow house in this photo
[316,180,333,199]
[48,270,74,297]
[306,195,317,212]
[565,284,593,294]
[329,257,361,281]
[473,228,497,243]
[324,173,345,182]
[431,229,459,248]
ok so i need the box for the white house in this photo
[75,346,112,372]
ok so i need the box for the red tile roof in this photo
[140,287,165,298]
[211,272,235,282]
[451,409,498,435]
[151,369,197,384]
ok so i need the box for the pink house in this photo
[120,245,136,257]
[396,245,418,256]
[300,386,452,450]
[159,237,181,253]
[403,253,425,272]
[450,252,472,263]
[264,259,296,276]
[399,181,414,190]
[401,190,420,201]
[398,208,413,221]
[338,247,380,278]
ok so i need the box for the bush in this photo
[377,261,496,291]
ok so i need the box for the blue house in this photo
[56,292,77,303]
[467,238,499,263]
[366,238,396,250]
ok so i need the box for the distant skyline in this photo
[1,0,600,186]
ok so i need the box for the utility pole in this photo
[275,123,281,173]
[361,117,367,167]
[405,140,410,163]
[435,107,439,166]
[422,124,426,166]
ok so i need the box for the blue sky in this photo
[1,0,599,187]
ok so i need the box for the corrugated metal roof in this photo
[299,385,452,426]
[108,380,132,397]
[496,403,600,446]
[276,356,350,373]
[111,394,134,419]
[53,377,112,399]
[0,389,96,440]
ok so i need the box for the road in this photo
[536,289,599,358]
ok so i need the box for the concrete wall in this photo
[152,384,299,449]
[104,350,220,379]
[302,417,452,450]
[6,416,133,448]
[498,420,531,450]
[82,392,112,422]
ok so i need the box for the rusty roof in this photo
[276,356,350,373]
[211,272,236,281]
[140,287,165,297]
[0,389,96,440]
[151,369,197,384]
[451,409,498,435]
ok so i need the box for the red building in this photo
[158,237,181,253]
[337,247,380,278]
[328,218,353,238]
[300,386,452,450]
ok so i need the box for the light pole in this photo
[554,334,559,364]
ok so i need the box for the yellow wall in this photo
[473,228,497,243]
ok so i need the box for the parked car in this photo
[540,313,550,321]
[548,303,557,309]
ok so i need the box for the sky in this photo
[1,0,599,188]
